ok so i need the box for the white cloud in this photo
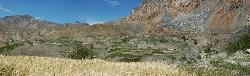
[0,6,14,14]
[35,17,44,20]
[86,19,107,25]
[35,17,40,19]
[104,0,120,6]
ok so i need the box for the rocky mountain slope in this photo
[125,0,249,34]
[123,0,250,56]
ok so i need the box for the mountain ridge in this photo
[0,1,250,75]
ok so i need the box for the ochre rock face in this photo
[125,0,249,33]
[208,0,245,33]
[247,0,250,10]
[126,0,200,22]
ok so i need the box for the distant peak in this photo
[2,15,34,20]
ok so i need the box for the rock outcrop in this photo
[125,0,249,34]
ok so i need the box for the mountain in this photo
[124,0,249,35]
[0,1,250,75]
[0,15,60,42]
[121,0,250,55]
[0,0,249,59]
[0,15,146,57]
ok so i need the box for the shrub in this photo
[0,43,23,53]
[227,33,250,54]
[69,46,94,60]
[143,36,169,43]
[120,56,141,62]
[204,44,216,54]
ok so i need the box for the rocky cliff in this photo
[125,0,249,34]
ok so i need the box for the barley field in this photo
[0,55,191,76]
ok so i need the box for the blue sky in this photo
[0,0,142,24]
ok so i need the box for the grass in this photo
[0,64,17,76]
[210,60,250,75]
[181,59,250,76]
[0,55,190,76]
[106,47,182,62]
[106,48,144,62]
[142,36,170,43]
[182,66,234,76]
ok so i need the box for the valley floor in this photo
[0,55,190,76]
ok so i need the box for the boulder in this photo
[246,49,250,54]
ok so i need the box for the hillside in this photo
[125,0,249,34]
[0,0,250,75]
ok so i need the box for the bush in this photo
[120,56,141,62]
[0,43,23,53]
[143,36,169,43]
[204,44,216,54]
[228,33,250,54]
[69,46,94,60]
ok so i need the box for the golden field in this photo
[0,55,191,76]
